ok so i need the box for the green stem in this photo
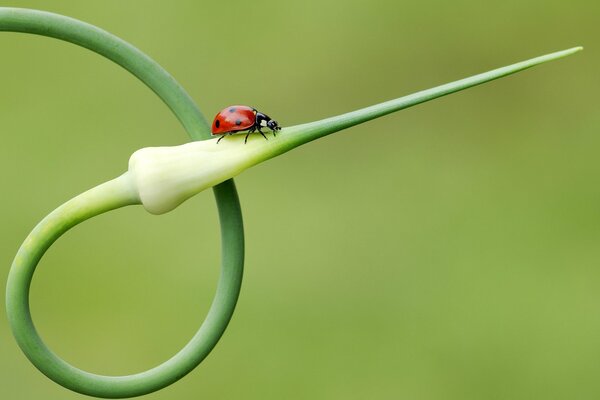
[0,7,582,399]
[6,175,139,395]
[5,173,244,398]
[123,47,582,216]
[1,7,245,398]
[0,7,210,139]
[275,46,583,153]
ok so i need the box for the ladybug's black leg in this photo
[216,135,225,144]
[244,126,256,144]
[257,126,268,141]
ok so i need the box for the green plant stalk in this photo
[128,47,582,215]
[1,7,245,398]
[279,46,582,150]
[6,175,139,394]
[6,174,245,398]
[0,6,583,400]
[0,7,210,139]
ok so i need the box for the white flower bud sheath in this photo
[128,133,288,214]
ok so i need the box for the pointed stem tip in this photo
[279,46,584,147]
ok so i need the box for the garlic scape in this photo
[1,7,582,398]
[129,46,582,215]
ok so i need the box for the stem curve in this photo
[0,7,209,139]
[1,7,245,398]
[6,173,244,398]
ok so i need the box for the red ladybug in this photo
[211,105,281,144]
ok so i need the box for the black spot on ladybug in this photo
[229,108,236,113]
[215,119,220,128]
[235,119,242,126]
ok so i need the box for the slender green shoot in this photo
[128,47,582,215]
[0,6,583,400]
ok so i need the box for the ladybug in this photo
[211,105,281,144]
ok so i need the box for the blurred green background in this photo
[0,1,598,399]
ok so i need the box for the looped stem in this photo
[6,174,244,398]
[1,7,245,398]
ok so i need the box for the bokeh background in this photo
[0,1,598,399]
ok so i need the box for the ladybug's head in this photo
[267,119,281,131]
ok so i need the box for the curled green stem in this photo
[1,6,582,400]
[6,174,244,398]
[2,7,245,398]
[0,7,209,139]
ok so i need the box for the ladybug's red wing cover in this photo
[211,105,256,134]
